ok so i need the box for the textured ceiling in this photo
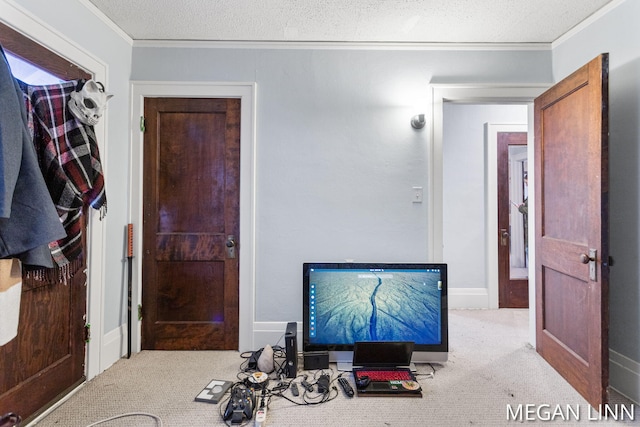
[87,0,614,44]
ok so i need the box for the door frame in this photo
[0,4,107,381]
[130,81,256,354]
[430,84,547,342]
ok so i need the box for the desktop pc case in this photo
[284,322,298,378]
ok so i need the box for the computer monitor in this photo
[302,262,448,370]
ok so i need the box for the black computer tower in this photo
[284,322,298,378]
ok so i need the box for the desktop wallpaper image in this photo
[309,270,441,345]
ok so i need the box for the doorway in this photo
[141,97,240,350]
[432,84,547,346]
[0,23,96,422]
[497,131,529,308]
[1,8,108,382]
[130,82,256,354]
[442,102,528,308]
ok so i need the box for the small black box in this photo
[284,322,298,378]
[303,351,329,370]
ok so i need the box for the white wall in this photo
[130,47,552,327]
[552,0,640,403]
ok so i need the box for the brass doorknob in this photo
[580,253,595,264]
[500,229,509,246]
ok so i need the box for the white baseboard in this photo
[101,324,127,373]
[252,321,301,351]
[610,349,640,404]
[448,287,490,309]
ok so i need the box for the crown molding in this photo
[552,0,625,49]
[132,39,551,51]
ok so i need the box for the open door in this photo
[0,23,92,423]
[497,132,528,308]
[534,53,609,407]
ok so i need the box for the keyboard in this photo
[355,370,413,381]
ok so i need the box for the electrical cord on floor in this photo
[238,341,286,377]
[267,370,339,406]
[85,412,163,427]
[415,362,437,380]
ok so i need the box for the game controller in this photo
[223,386,255,424]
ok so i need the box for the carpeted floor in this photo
[30,309,638,426]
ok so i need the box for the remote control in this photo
[338,377,354,397]
[301,378,313,392]
[291,382,299,396]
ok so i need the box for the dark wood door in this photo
[0,23,90,423]
[142,98,240,350]
[0,267,86,423]
[534,54,609,407]
[498,132,529,308]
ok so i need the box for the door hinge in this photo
[140,116,146,132]
[84,323,91,343]
[138,304,143,321]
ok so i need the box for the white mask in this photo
[68,80,113,126]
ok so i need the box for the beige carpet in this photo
[31,310,638,426]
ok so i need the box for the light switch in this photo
[412,186,423,203]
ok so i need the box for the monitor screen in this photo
[303,262,448,366]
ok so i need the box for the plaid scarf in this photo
[20,80,107,271]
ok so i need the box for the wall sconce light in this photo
[411,114,426,129]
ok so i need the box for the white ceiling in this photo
[87,0,615,44]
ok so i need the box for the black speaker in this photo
[284,322,298,378]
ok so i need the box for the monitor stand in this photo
[337,361,417,372]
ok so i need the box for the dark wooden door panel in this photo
[142,98,240,351]
[0,268,86,422]
[535,53,609,407]
[157,262,224,320]
[497,132,529,308]
[0,26,89,422]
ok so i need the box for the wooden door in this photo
[0,22,90,423]
[142,98,240,350]
[534,54,609,407]
[498,132,529,308]
[0,263,87,423]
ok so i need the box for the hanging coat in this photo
[0,45,66,267]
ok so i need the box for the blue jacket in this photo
[0,46,66,267]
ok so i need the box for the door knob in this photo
[500,229,509,246]
[225,235,237,259]
[579,253,595,264]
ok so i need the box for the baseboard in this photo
[101,324,127,373]
[252,321,301,352]
[610,349,640,404]
[448,287,490,309]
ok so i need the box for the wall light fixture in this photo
[411,114,426,129]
